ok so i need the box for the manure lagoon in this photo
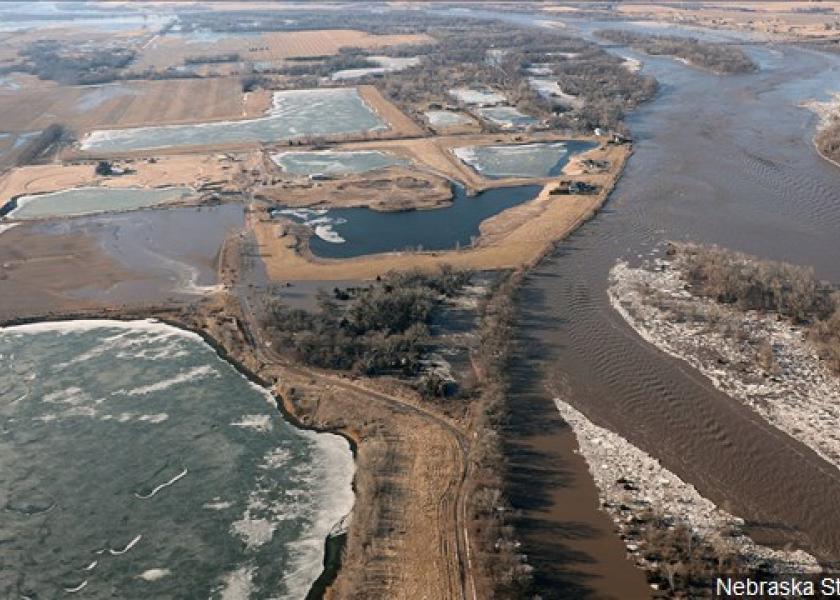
[276,183,541,258]
[271,150,404,175]
[80,88,386,153]
[454,141,597,178]
[4,186,194,220]
[0,320,354,599]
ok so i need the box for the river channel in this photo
[462,11,840,599]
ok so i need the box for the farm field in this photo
[0,78,270,135]
[134,28,434,70]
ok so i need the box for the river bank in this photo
[609,253,840,477]
[555,397,819,592]
[804,91,840,170]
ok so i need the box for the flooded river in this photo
[479,13,840,599]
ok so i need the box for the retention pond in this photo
[274,183,541,258]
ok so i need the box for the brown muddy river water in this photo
[477,14,840,599]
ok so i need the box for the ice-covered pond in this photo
[424,110,473,129]
[448,88,506,106]
[453,141,597,178]
[476,106,539,129]
[80,88,387,153]
[3,187,195,220]
[271,150,405,176]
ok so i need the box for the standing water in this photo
[0,320,354,598]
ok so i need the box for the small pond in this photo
[4,186,194,220]
[454,141,597,179]
[476,106,538,129]
[275,183,541,259]
[271,150,404,175]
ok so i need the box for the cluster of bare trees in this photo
[466,271,534,598]
[816,116,840,164]
[596,30,756,75]
[17,40,135,85]
[261,267,470,376]
[672,242,840,373]
[15,124,69,166]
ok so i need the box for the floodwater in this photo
[454,141,597,179]
[34,204,244,301]
[0,320,354,599]
[271,150,404,175]
[80,88,387,153]
[502,18,840,599]
[5,186,194,220]
[276,184,541,258]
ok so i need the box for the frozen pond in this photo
[454,141,597,179]
[448,88,506,106]
[528,78,583,108]
[271,150,404,175]
[424,110,473,129]
[80,88,387,153]
[331,56,421,80]
[276,184,541,258]
[4,187,194,220]
[476,106,538,129]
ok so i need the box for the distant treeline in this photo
[596,30,756,75]
[17,40,135,85]
[183,53,241,65]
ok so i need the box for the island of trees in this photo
[596,30,757,75]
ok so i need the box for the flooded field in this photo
[80,88,387,153]
[5,186,194,220]
[454,141,597,178]
[0,320,354,599]
[276,184,541,258]
[271,150,404,175]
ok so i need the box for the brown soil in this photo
[252,143,629,281]
[0,153,261,202]
[0,78,270,136]
[357,85,425,138]
[0,225,135,320]
[613,1,840,41]
[134,29,434,71]
[255,166,454,212]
